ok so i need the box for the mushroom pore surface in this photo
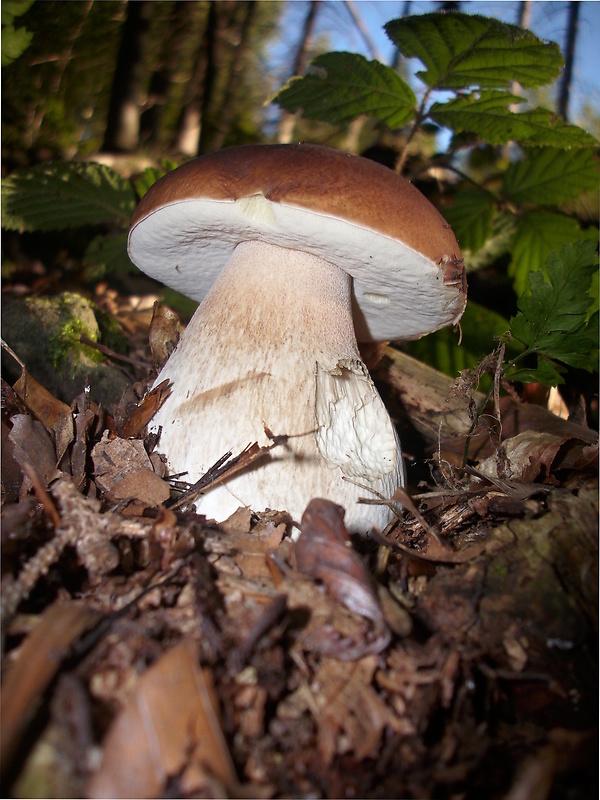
[150,239,403,533]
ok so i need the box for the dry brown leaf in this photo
[92,434,170,505]
[296,498,390,659]
[0,600,101,777]
[149,301,181,371]
[86,638,237,799]
[8,414,62,486]
[478,429,598,484]
[13,369,74,463]
[115,378,172,439]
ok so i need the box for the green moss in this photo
[94,305,128,355]
[49,316,103,372]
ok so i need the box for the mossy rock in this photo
[2,292,130,413]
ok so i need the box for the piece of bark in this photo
[0,600,101,777]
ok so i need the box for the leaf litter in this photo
[1,298,598,799]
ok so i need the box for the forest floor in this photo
[1,269,598,799]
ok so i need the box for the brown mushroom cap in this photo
[128,143,466,341]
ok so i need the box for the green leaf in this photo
[507,241,599,384]
[1,0,34,25]
[271,52,417,128]
[430,91,598,147]
[507,357,566,386]
[1,0,34,66]
[408,299,521,381]
[2,23,32,66]
[465,211,518,271]
[385,13,563,90]
[83,232,135,281]
[1,161,136,232]
[509,211,598,295]
[134,160,180,199]
[441,188,494,253]
[502,147,599,205]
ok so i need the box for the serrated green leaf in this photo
[385,13,563,90]
[441,189,494,253]
[1,23,32,66]
[134,160,179,199]
[465,211,518,271]
[1,161,136,232]
[509,211,598,295]
[272,52,416,128]
[408,299,521,381]
[83,232,135,281]
[507,241,599,383]
[503,147,600,205]
[507,357,566,386]
[2,0,34,25]
[2,0,34,66]
[430,91,598,147]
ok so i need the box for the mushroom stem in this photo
[151,239,403,533]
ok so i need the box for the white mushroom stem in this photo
[151,238,404,534]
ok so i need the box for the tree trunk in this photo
[102,1,153,153]
[207,1,259,153]
[176,2,239,156]
[558,0,580,121]
[139,2,197,148]
[516,0,532,28]
[277,0,321,144]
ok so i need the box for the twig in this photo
[79,335,151,369]
[170,424,313,511]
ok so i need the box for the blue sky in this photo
[275,1,600,126]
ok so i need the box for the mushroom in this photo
[128,144,466,534]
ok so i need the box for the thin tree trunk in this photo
[277,0,321,144]
[196,0,220,155]
[510,1,532,112]
[516,0,532,28]
[176,3,214,156]
[208,1,258,153]
[139,2,196,147]
[558,0,580,120]
[176,2,239,156]
[102,1,153,153]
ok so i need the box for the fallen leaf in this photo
[8,414,61,486]
[86,638,238,799]
[478,429,598,484]
[149,301,181,371]
[13,369,74,463]
[115,378,172,439]
[92,434,170,505]
[296,498,390,659]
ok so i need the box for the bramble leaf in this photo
[1,161,136,232]
[83,232,135,281]
[502,147,600,205]
[509,211,598,295]
[430,91,598,147]
[271,52,416,128]
[506,241,599,384]
[384,13,563,90]
[1,0,34,66]
[441,188,494,253]
[408,299,521,380]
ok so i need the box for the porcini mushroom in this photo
[128,144,466,534]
